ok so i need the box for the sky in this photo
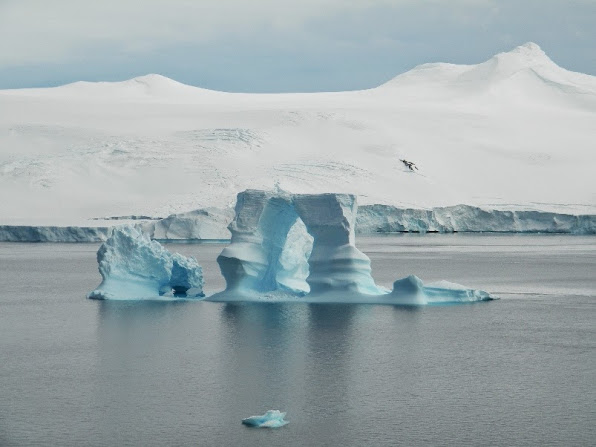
[0,0,595,92]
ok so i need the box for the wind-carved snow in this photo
[174,128,265,155]
[209,190,494,304]
[271,160,372,185]
[88,226,204,300]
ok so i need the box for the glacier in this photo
[87,225,204,300]
[209,190,494,305]
[0,225,111,242]
[241,410,288,428]
[1,43,595,235]
[356,205,596,234]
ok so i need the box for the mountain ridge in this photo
[3,42,595,98]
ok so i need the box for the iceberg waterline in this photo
[88,191,496,305]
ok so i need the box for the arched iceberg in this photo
[215,190,313,296]
[212,190,385,301]
[210,190,493,304]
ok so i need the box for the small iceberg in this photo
[241,410,288,428]
[87,225,204,300]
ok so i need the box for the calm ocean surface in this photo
[1,235,595,446]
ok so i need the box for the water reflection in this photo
[96,300,189,351]
[92,300,207,444]
[214,302,362,437]
[216,303,309,419]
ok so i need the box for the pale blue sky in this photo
[0,0,594,92]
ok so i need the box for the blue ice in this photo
[242,410,288,428]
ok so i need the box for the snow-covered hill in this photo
[1,43,595,226]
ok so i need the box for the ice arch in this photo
[216,190,311,294]
[215,190,383,296]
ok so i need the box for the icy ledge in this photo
[2,204,595,242]
[356,204,596,234]
[87,226,204,300]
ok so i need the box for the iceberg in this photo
[209,190,493,304]
[85,191,496,304]
[241,410,288,428]
[215,190,313,297]
[87,225,204,300]
[211,190,384,301]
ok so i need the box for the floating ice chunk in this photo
[422,279,493,303]
[87,225,204,300]
[390,275,427,305]
[389,275,494,305]
[241,410,288,428]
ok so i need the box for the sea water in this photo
[0,235,594,446]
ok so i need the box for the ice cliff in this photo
[88,225,204,300]
[356,204,596,234]
[210,190,493,304]
[2,204,594,242]
[0,225,111,242]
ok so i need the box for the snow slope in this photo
[1,43,595,226]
